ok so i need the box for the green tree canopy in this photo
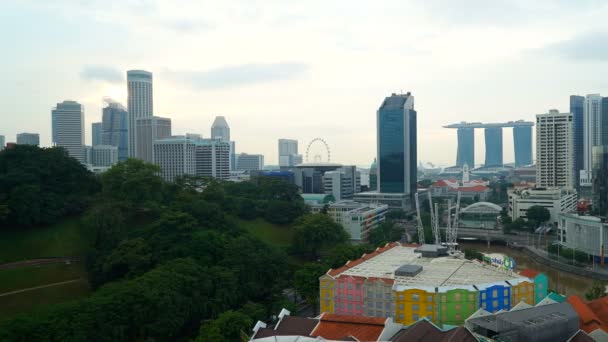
[294,263,328,316]
[526,206,551,226]
[293,214,349,260]
[196,311,253,342]
[101,159,163,209]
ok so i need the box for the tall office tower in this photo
[484,127,503,167]
[153,137,197,181]
[52,100,85,163]
[456,128,474,167]
[91,145,118,167]
[91,122,102,146]
[0,135,4,150]
[602,97,608,146]
[127,70,153,158]
[16,133,40,146]
[278,138,303,167]
[513,126,533,167]
[582,94,603,186]
[136,116,171,163]
[102,100,129,161]
[196,139,231,180]
[210,116,235,170]
[236,153,264,171]
[570,95,585,185]
[536,110,574,188]
[592,146,608,217]
[369,159,378,190]
[377,92,417,203]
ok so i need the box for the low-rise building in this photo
[353,191,411,210]
[508,187,577,225]
[310,200,388,241]
[16,132,40,146]
[558,213,608,263]
[236,153,264,171]
[91,145,118,167]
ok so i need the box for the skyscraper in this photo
[278,138,303,167]
[136,116,172,163]
[102,100,129,161]
[536,110,574,188]
[211,116,235,170]
[52,100,85,163]
[484,127,503,167]
[127,70,153,158]
[16,132,40,146]
[92,122,102,146]
[570,95,585,185]
[377,92,417,203]
[456,128,474,167]
[582,94,603,186]
[0,135,5,150]
[592,145,608,217]
[513,126,532,167]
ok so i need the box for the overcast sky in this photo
[2,0,608,166]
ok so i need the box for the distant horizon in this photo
[3,1,608,165]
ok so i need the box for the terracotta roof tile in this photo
[311,313,386,341]
[567,295,608,334]
[519,268,540,278]
[448,185,489,193]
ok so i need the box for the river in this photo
[459,242,593,298]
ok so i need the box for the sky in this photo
[2,0,608,166]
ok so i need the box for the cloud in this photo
[163,63,308,89]
[80,66,124,83]
[162,19,212,32]
[542,31,608,61]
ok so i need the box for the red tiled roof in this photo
[432,180,449,187]
[519,268,540,278]
[567,295,608,334]
[311,313,387,341]
[449,185,489,193]
[328,243,400,277]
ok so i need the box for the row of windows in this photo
[480,289,509,300]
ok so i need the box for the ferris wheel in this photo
[305,138,331,163]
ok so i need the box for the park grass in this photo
[0,217,87,264]
[0,280,90,321]
[0,262,87,294]
[238,218,294,248]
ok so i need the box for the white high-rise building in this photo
[137,116,171,163]
[153,136,230,181]
[210,116,235,170]
[536,110,574,188]
[52,100,85,163]
[322,166,362,201]
[153,137,197,182]
[127,70,153,158]
[581,94,603,186]
[91,145,118,167]
[16,132,40,146]
[278,138,302,167]
[0,135,4,150]
[236,153,264,171]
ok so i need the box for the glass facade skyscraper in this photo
[102,101,129,161]
[484,127,503,167]
[570,95,585,181]
[92,122,102,146]
[513,126,532,167]
[456,128,474,167]
[377,93,417,203]
[592,145,608,217]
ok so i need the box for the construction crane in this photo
[446,192,462,253]
[414,193,426,245]
[427,192,441,245]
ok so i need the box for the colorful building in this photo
[519,268,548,304]
[320,243,547,328]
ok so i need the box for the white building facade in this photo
[536,110,574,188]
[91,145,118,167]
[310,200,389,241]
[508,188,577,225]
[558,213,608,262]
[322,166,361,201]
[278,138,302,167]
[236,153,264,171]
[52,100,85,163]
[127,70,153,158]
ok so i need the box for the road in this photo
[0,279,84,297]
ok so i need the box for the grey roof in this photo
[380,93,412,110]
[211,116,229,128]
[395,265,423,277]
[468,302,578,331]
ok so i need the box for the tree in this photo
[101,159,163,209]
[325,244,374,268]
[293,214,349,260]
[196,311,252,342]
[101,238,153,282]
[526,206,550,227]
[586,281,607,301]
[294,263,328,316]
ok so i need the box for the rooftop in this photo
[444,121,534,129]
[329,244,524,290]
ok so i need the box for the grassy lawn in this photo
[0,218,87,264]
[238,218,294,248]
[0,262,87,294]
[0,280,90,321]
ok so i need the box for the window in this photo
[412,294,420,301]
[454,293,461,301]
[492,290,498,298]
[399,314,404,321]
[399,304,404,310]
[348,295,352,301]
[468,294,475,301]
[386,303,391,310]
[442,296,447,303]
[355,296,360,301]
[385,293,391,300]
[455,304,461,311]
[427,304,433,312]
[493,300,498,308]
[348,303,352,310]
[504,299,508,306]
[348,283,353,290]
[513,288,518,294]
[455,314,461,321]
[427,296,433,302]
[325,300,330,307]
[538,284,544,289]
[376,293,382,299]
[398,294,404,300]
[376,302,382,309]
[482,303,487,309]
[412,304,419,311]
[356,304,361,311]
[504,289,508,296]
[413,314,419,321]
[356,284,361,290]
[482,293,487,300]
[521,287,526,293]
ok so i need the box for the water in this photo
[459,242,593,298]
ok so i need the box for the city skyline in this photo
[3,1,608,165]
